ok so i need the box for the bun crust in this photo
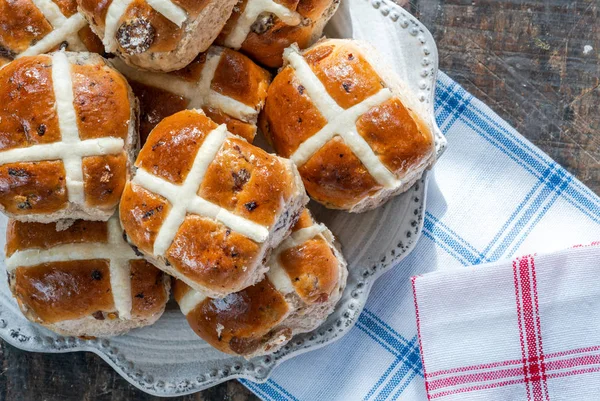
[111,46,271,145]
[0,0,103,67]
[260,39,436,212]
[78,0,238,72]
[174,209,348,357]
[0,52,138,223]
[217,0,340,68]
[120,109,308,298]
[6,216,170,337]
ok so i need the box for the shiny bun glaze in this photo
[260,39,436,212]
[174,210,347,357]
[78,0,238,72]
[217,0,340,68]
[111,46,271,145]
[0,52,137,223]
[120,109,308,298]
[5,216,170,337]
[0,0,103,67]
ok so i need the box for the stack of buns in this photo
[0,0,436,357]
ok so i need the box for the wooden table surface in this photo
[1,0,598,400]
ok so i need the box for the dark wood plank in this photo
[0,342,257,400]
[407,0,600,195]
[1,1,598,400]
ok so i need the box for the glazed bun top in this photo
[265,209,343,304]
[120,109,307,298]
[111,46,271,144]
[260,39,436,212]
[0,52,136,222]
[0,0,103,67]
[6,216,169,326]
[174,209,347,356]
[78,0,204,53]
[77,0,238,71]
[217,0,340,67]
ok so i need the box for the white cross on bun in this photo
[6,215,170,337]
[110,46,271,145]
[0,0,104,67]
[260,39,437,212]
[0,51,138,223]
[174,209,347,358]
[120,109,309,298]
[77,0,238,72]
[217,0,341,68]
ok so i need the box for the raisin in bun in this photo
[5,216,170,337]
[111,46,271,145]
[120,109,308,298]
[217,0,340,68]
[174,209,347,357]
[260,39,436,212]
[0,0,104,67]
[0,52,138,223]
[78,0,238,72]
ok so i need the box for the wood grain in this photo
[410,0,600,194]
[1,0,598,400]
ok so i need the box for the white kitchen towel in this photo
[241,72,600,401]
[413,244,600,400]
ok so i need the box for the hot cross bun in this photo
[174,209,347,357]
[77,0,238,72]
[5,215,170,337]
[120,109,308,298]
[0,0,103,67]
[260,39,437,212]
[111,46,271,145]
[217,0,340,68]
[0,52,138,223]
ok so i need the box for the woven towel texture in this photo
[242,72,600,401]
